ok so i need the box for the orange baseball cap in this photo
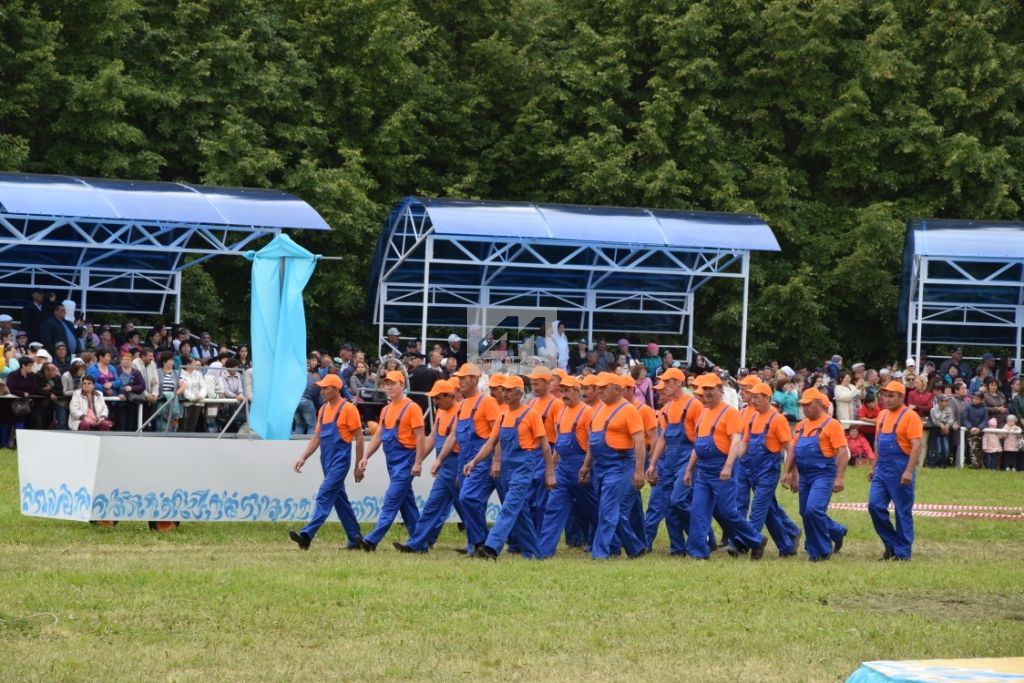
[797,388,829,405]
[660,368,685,382]
[427,379,455,397]
[738,375,760,388]
[559,375,580,389]
[529,367,552,380]
[654,379,666,390]
[383,370,406,385]
[581,374,600,387]
[880,380,907,396]
[749,382,772,398]
[618,374,636,389]
[595,372,618,387]
[552,368,568,379]
[487,373,505,388]
[501,375,525,391]
[455,362,483,378]
[693,374,722,391]
[314,374,343,389]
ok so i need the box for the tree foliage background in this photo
[2,0,1022,367]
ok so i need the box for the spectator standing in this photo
[981,418,1002,470]
[928,395,955,467]
[87,349,118,398]
[773,379,799,422]
[295,370,321,434]
[39,303,80,354]
[380,327,403,360]
[961,392,989,468]
[19,290,48,344]
[641,343,661,379]
[174,341,193,370]
[982,378,1008,427]
[33,362,61,429]
[192,332,217,364]
[938,348,970,382]
[112,352,145,431]
[857,393,881,441]
[154,351,185,432]
[133,347,160,429]
[1002,415,1021,471]
[51,342,71,374]
[218,359,246,432]
[616,339,638,368]
[69,376,112,431]
[180,360,208,432]
[349,360,374,400]
[1010,378,1024,427]
[409,352,440,420]
[1,342,19,378]
[552,321,569,371]
[236,344,251,371]
[833,371,859,423]
[632,364,654,408]
[592,339,615,371]
[444,334,468,366]
[568,339,589,372]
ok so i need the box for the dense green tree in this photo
[1,0,1021,366]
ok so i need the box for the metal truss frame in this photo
[374,200,757,366]
[0,213,278,318]
[906,255,1024,372]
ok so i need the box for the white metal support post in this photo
[174,271,183,323]
[739,252,750,369]
[915,257,927,368]
[420,237,432,349]
[80,267,90,316]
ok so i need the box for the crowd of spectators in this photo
[0,292,253,447]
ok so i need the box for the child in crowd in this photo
[928,394,955,468]
[1001,415,1021,472]
[982,418,1003,470]
[847,426,874,466]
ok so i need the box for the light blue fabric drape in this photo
[244,234,318,440]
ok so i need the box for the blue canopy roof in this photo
[898,218,1024,348]
[368,196,779,332]
[0,172,330,315]
[0,173,329,230]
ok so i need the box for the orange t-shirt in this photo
[695,403,743,455]
[796,416,847,458]
[659,395,703,443]
[877,407,924,456]
[742,408,791,454]
[500,405,546,450]
[380,398,425,449]
[458,393,501,439]
[434,404,460,454]
[636,402,658,447]
[315,399,362,442]
[590,400,644,450]
[530,394,564,443]
[556,402,593,452]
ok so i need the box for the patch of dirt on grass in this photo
[833,592,1024,623]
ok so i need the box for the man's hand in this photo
[430,460,441,477]
[900,470,914,486]
[545,471,557,491]
[645,465,658,485]
[832,476,844,494]
[683,469,693,487]
[411,462,422,477]
[355,459,367,482]
[293,457,306,473]
[719,465,732,481]
[490,460,501,480]
[632,471,645,490]
[578,464,590,485]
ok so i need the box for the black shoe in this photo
[628,549,648,559]
[473,545,498,560]
[879,548,894,561]
[289,530,311,550]
[457,522,466,532]
[344,540,363,550]
[708,536,719,552]
[809,554,832,562]
[357,538,376,552]
[833,531,846,554]
[750,537,768,561]
[392,541,423,554]
[892,556,911,562]
[455,547,470,555]
[779,550,797,558]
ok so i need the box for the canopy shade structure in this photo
[898,218,1024,371]
[0,172,329,318]
[367,196,780,367]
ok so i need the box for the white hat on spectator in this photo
[71,358,85,366]
[35,349,51,361]
[0,314,11,322]
[28,341,44,349]
[852,362,865,371]
[779,365,795,378]
[448,333,461,343]
[386,327,400,336]
[894,370,903,379]
[879,368,890,376]
[905,357,916,368]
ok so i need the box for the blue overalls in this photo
[686,405,764,559]
[300,400,363,546]
[537,405,598,558]
[735,410,801,555]
[404,410,466,551]
[363,401,420,547]
[793,418,847,560]
[868,408,915,559]
[456,395,498,552]
[590,402,647,559]
[646,397,694,554]
[483,409,540,557]
[528,397,557,533]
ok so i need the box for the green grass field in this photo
[1,450,1022,682]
